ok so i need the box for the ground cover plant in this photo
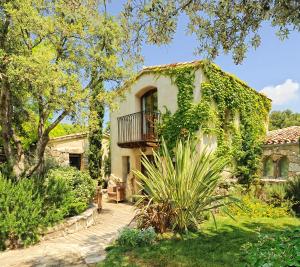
[0,167,96,250]
[100,216,300,267]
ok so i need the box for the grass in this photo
[99,216,300,267]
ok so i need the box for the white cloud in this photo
[260,79,300,105]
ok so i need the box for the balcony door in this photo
[141,89,158,140]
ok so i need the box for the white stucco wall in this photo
[110,68,210,192]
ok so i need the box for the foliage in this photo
[88,83,105,182]
[0,167,96,250]
[45,167,96,216]
[133,137,236,233]
[286,176,300,215]
[0,0,138,179]
[122,1,300,64]
[225,194,290,218]
[269,109,300,130]
[116,227,156,248]
[224,184,291,218]
[156,61,271,183]
[0,173,44,250]
[49,123,86,138]
[99,216,300,267]
[241,229,300,267]
[265,183,287,206]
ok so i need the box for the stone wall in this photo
[262,143,300,179]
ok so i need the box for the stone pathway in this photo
[0,199,134,267]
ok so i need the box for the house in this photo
[110,60,271,199]
[46,132,109,172]
[262,126,300,180]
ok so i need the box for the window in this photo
[122,156,130,180]
[278,157,289,178]
[69,154,82,170]
[141,89,158,112]
[263,157,274,177]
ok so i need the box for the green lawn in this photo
[99,216,300,267]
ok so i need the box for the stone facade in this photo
[46,132,109,175]
[262,127,300,180]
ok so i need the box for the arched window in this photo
[263,157,274,177]
[278,156,289,178]
[141,89,158,140]
[141,89,157,112]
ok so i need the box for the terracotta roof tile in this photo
[265,126,300,145]
[142,60,201,71]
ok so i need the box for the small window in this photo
[69,154,82,170]
[263,157,274,177]
[278,157,289,178]
[122,156,130,180]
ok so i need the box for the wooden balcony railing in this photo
[117,111,160,148]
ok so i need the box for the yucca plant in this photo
[133,137,238,233]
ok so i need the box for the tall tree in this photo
[0,0,138,179]
[88,83,105,182]
[123,0,300,64]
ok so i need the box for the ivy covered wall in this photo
[147,61,271,183]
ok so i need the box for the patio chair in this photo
[107,182,126,203]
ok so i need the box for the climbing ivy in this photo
[152,61,271,184]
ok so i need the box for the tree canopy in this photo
[0,0,138,178]
[123,0,300,64]
[269,109,300,130]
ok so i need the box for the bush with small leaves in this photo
[241,229,300,266]
[0,174,44,250]
[116,227,157,248]
[285,176,300,215]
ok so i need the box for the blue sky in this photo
[140,18,300,112]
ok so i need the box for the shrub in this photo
[0,174,44,250]
[265,183,287,206]
[241,229,300,266]
[285,176,300,215]
[133,138,237,233]
[0,167,96,250]
[225,194,291,218]
[45,167,96,216]
[116,227,156,248]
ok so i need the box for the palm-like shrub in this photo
[133,138,236,233]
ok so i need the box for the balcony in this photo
[117,111,160,148]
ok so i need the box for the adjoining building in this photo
[46,132,109,173]
[262,126,300,180]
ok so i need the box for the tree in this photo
[88,83,105,182]
[123,0,300,64]
[269,109,300,130]
[0,0,138,179]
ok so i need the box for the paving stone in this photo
[0,200,134,267]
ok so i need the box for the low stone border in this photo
[42,204,99,241]
[260,178,287,184]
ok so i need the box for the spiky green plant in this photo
[133,138,238,233]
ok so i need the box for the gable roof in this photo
[265,126,300,145]
[120,60,271,101]
[48,132,109,143]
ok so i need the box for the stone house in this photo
[262,126,300,180]
[46,132,109,173]
[110,60,270,199]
